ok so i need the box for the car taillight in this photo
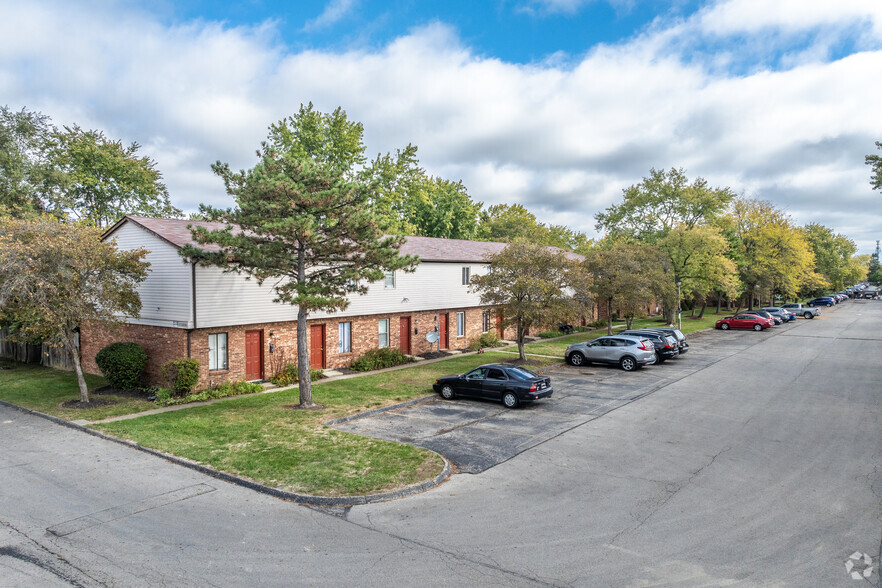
[529,383,538,392]
[638,341,649,350]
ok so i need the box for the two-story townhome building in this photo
[80,216,535,389]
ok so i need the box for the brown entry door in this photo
[399,317,411,355]
[309,324,326,369]
[245,330,263,381]
[438,313,449,349]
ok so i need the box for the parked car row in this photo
[564,327,688,371]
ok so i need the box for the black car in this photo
[433,363,553,408]
[638,327,689,354]
[621,329,680,363]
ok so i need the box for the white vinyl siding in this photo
[338,322,351,353]
[108,221,192,327]
[194,262,490,328]
[457,312,465,337]
[208,333,228,370]
[378,319,389,348]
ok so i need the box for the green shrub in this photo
[270,363,326,386]
[154,380,264,406]
[95,342,148,390]
[588,319,607,328]
[468,332,503,350]
[160,358,201,396]
[350,348,416,372]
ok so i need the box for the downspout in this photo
[187,260,197,358]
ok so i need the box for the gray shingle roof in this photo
[105,216,582,262]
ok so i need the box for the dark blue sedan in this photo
[433,363,553,408]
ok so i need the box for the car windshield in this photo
[506,367,539,380]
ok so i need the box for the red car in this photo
[716,313,774,331]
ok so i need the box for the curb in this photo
[0,398,452,507]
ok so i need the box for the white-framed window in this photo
[208,333,228,371]
[378,318,390,348]
[462,266,471,285]
[482,310,490,333]
[384,270,395,288]
[339,322,352,353]
[457,312,465,337]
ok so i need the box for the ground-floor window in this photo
[482,310,490,333]
[378,318,390,348]
[457,311,465,337]
[208,333,228,370]
[339,322,352,353]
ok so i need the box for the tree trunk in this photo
[697,302,706,319]
[626,316,633,329]
[65,329,89,403]
[516,317,526,360]
[716,296,721,315]
[295,246,314,407]
[606,298,613,335]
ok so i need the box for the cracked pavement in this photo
[3,301,882,586]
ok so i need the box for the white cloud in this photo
[2,0,882,252]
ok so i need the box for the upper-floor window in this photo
[462,266,471,285]
[378,318,390,348]
[384,270,395,289]
[208,333,228,371]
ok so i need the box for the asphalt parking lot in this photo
[334,319,796,473]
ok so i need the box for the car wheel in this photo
[805,312,814,319]
[620,356,637,371]
[753,324,762,331]
[440,384,455,400]
[568,351,585,366]
[656,353,666,364]
[720,323,730,330]
[502,391,519,409]
[827,303,833,307]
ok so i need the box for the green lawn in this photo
[93,351,560,497]
[0,359,156,421]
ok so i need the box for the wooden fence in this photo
[0,326,76,370]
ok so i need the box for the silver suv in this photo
[565,335,656,371]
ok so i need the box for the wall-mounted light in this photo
[269,330,274,337]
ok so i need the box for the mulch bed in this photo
[284,403,327,411]
[417,351,455,360]
[61,397,118,409]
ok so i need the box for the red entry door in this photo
[496,315,504,338]
[438,313,449,349]
[245,330,263,380]
[399,317,411,355]
[309,324,326,369]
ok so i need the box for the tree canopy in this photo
[866,141,882,193]
[0,105,181,225]
[0,216,149,402]
[469,240,590,359]
[184,106,417,406]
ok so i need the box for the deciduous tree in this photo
[470,240,590,360]
[0,217,149,402]
[51,125,181,226]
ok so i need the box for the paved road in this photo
[2,301,881,586]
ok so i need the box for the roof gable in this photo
[104,216,583,262]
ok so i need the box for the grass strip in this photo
[0,360,155,421]
[92,351,559,496]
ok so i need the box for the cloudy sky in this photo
[2,0,881,252]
